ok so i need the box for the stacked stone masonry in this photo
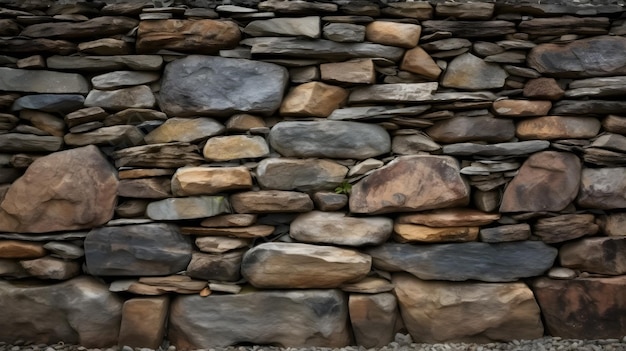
[1,0,626,348]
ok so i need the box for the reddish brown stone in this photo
[559,237,626,275]
[118,297,169,349]
[137,19,240,54]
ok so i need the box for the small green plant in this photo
[334,182,352,195]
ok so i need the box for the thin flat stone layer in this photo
[0,68,88,94]
[256,158,348,192]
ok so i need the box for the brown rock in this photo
[231,190,314,213]
[203,135,269,161]
[225,114,265,132]
[0,38,77,56]
[112,143,203,169]
[597,212,626,236]
[517,116,601,140]
[350,155,470,214]
[534,214,599,244]
[577,167,626,209]
[115,200,148,218]
[200,214,257,228]
[312,192,348,211]
[84,86,156,111]
[280,82,348,117]
[171,167,252,196]
[290,211,393,246]
[603,115,626,135]
[16,55,46,69]
[320,59,376,85]
[381,2,433,19]
[500,151,581,212]
[394,273,543,343]
[241,242,371,288]
[533,276,626,339]
[64,107,108,128]
[118,178,171,199]
[0,240,46,259]
[435,2,494,20]
[118,297,169,349]
[186,251,244,281]
[137,19,240,54]
[349,293,398,348]
[492,99,552,117]
[422,20,515,38]
[20,257,80,280]
[441,53,508,90]
[519,16,609,36]
[397,208,500,227]
[195,236,251,253]
[400,47,441,80]
[426,116,515,143]
[78,38,132,55]
[479,224,531,243]
[20,110,66,137]
[181,225,275,239]
[21,16,138,40]
[0,145,118,233]
[523,78,565,100]
[64,125,145,148]
[560,237,626,275]
[365,21,421,48]
[340,277,394,294]
[393,224,479,243]
[104,108,167,127]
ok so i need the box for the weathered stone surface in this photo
[20,256,80,280]
[91,71,160,90]
[0,277,122,347]
[349,293,397,348]
[312,192,348,211]
[381,2,433,19]
[528,36,626,78]
[0,145,117,233]
[47,55,163,71]
[442,140,550,157]
[171,166,252,196]
[523,77,565,100]
[186,250,244,281]
[84,224,192,276]
[348,82,437,104]
[400,47,441,80]
[0,259,28,278]
[559,237,626,275]
[118,178,171,199]
[195,236,251,254]
[203,135,269,161]
[112,143,203,168]
[145,117,225,144]
[394,273,543,343]
[20,110,65,137]
[65,107,108,128]
[442,53,507,90]
[85,85,156,111]
[78,38,132,56]
[0,134,62,153]
[597,212,626,236]
[422,20,515,38]
[12,94,84,114]
[534,214,598,244]
[519,16,609,36]
[500,151,580,213]
[21,16,137,39]
[426,116,515,143]
[367,241,557,282]
[200,214,257,228]
[250,37,404,62]
[118,297,169,350]
[245,16,320,38]
[365,21,420,48]
[350,155,470,214]
[493,99,552,117]
[516,116,601,140]
[577,167,626,209]
[290,211,392,246]
[0,38,76,56]
[160,55,288,117]
[323,23,365,42]
[394,224,479,243]
[0,67,88,94]
[169,289,350,348]
[479,224,531,243]
[146,196,229,221]
[435,2,494,20]
[0,240,46,258]
[43,241,84,260]
[397,208,499,227]
[320,59,376,85]
[533,276,626,339]
[270,121,390,160]
[242,242,371,288]
[181,225,274,239]
[64,125,145,148]
[231,191,313,213]
[392,133,441,154]
[256,158,348,192]
[137,20,240,54]
[280,82,348,117]
[603,115,626,135]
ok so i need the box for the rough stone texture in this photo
[64,125,145,148]
[366,241,557,282]
[350,155,470,214]
[256,158,348,192]
[516,116,601,140]
[597,212,626,236]
[290,211,392,246]
[397,208,500,227]
[46,55,163,71]
[400,47,441,80]
[280,82,348,117]
[195,236,250,254]
[159,55,288,117]
[426,116,515,143]
[320,59,376,85]
[559,237,626,275]
[186,250,244,282]
[492,99,552,117]
[241,242,371,288]
[394,273,543,343]
[144,117,225,144]
[393,224,479,243]
[479,224,532,243]
[0,68,88,94]
[442,53,508,90]
[169,290,351,348]
[118,178,171,199]
[523,77,565,100]
[118,297,169,350]
[348,82,437,104]
[533,276,626,339]
[0,145,118,233]
[533,214,599,244]
[500,151,581,212]
[84,224,192,276]
[231,190,313,213]
[365,21,421,48]
[203,135,269,161]
[20,257,81,280]
[91,71,160,90]
[0,240,46,259]
[146,196,229,221]
[137,19,240,54]
[171,166,252,196]
[0,277,122,347]
[12,94,84,114]
[269,121,390,160]
[84,85,156,111]
[244,16,320,38]
[349,293,397,348]
[577,167,626,209]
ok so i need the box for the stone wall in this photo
[0,0,625,349]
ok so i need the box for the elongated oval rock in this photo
[85,85,156,111]
[349,155,470,214]
[366,241,557,282]
[290,211,393,246]
[169,289,351,348]
[256,158,348,192]
[159,55,288,117]
[269,121,390,159]
[241,242,371,288]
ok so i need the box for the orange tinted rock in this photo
[137,19,240,54]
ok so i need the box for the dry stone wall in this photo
[0,0,626,348]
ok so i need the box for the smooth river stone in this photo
[256,158,348,192]
[290,211,392,246]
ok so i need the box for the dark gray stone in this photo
[442,140,550,157]
[12,94,84,114]
[0,133,63,152]
[422,20,516,37]
[159,55,288,117]
[366,241,557,282]
[0,68,88,94]
[84,223,192,276]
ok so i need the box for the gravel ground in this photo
[3,335,626,351]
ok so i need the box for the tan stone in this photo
[597,212,626,236]
[118,297,169,349]
[115,200,148,218]
[78,38,132,55]
[560,237,626,275]
[19,110,65,137]
[349,293,398,348]
[181,225,275,238]
[0,240,46,259]
[603,115,626,135]
[146,196,228,221]
[397,208,500,227]
[365,21,421,48]
[137,19,240,54]
[118,169,174,180]
[280,82,348,117]
[171,166,252,196]
[225,114,265,132]
[320,59,376,85]
[516,116,601,140]
[231,190,314,213]
[493,99,552,117]
[64,125,144,148]
[400,47,441,80]
[195,236,251,253]
[118,178,171,199]
[393,223,479,243]
[84,85,156,111]
[523,78,564,100]
[340,277,394,294]
[16,55,46,69]
[203,135,269,161]
[20,256,80,280]
[200,214,257,227]
[144,117,225,144]
[186,250,244,281]
[534,214,598,244]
